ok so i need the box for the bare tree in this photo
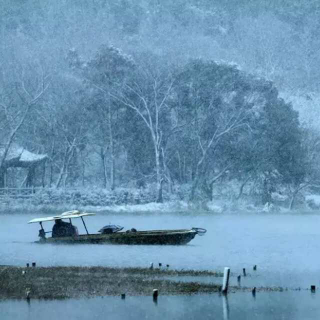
[0,69,49,187]
[110,68,175,202]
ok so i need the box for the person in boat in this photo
[52,219,78,238]
[125,228,137,233]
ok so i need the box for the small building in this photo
[0,144,47,188]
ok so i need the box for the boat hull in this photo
[38,229,197,245]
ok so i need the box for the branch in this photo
[157,80,174,112]
[197,134,204,156]
[124,83,154,132]
[109,91,152,133]
[208,164,231,186]
[0,75,50,169]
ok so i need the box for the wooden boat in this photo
[28,210,206,245]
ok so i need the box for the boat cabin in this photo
[28,210,95,240]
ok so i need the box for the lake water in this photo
[2,292,320,320]
[1,210,320,319]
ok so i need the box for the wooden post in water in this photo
[311,285,316,292]
[32,262,36,267]
[153,289,158,302]
[243,268,246,276]
[222,267,230,294]
[121,293,126,299]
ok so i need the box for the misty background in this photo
[1,0,320,209]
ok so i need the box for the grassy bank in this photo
[0,266,223,299]
[0,186,300,214]
[0,266,295,300]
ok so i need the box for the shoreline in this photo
[0,187,317,214]
[0,266,294,300]
[0,266,222,300]
[0,200,312,214]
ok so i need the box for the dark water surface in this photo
[1,211,320,319]
[1,292,320,320]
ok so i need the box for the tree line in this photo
[1,45,319,207]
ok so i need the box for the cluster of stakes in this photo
[23,262,37,301]
[149,262,169,270]
[120,262,167,301]
[121,289,158,302]
[26,262,37,268]
[121,290,158,302]
[225,265,316,296]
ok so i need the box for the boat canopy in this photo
[28,210,95,224]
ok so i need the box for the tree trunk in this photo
[155,149,163,203]
[41,161,46,187]
[190,160,205,201]
[236,176,251,200]
[49,141,55,188]
[108,105,115,191]
[49,159,53,188]
[26,166,35,188]
[289,192,297,210]
[202,180,213,201]
[100,148,108,188]
[56,148,69,188]
[81,151,85,187]
[110,151,115,191]
[63,171,68,188]
[177,151,182,183]
[63,148,75,187]
[183,156,186,183]
[289,184,308,210]
[4,169,7,188]
[158,179,163,203]
[190,177,199,201]
[189,156,206,201]
[0,167,6,188]
[167,171,173,194]
[162,148,173,194]
[262,178,272,205]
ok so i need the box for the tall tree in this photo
[69,45,135,190]
[111,54,175,202]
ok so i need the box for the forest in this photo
[1,0,320,209]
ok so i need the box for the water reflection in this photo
[153,296,158,306]
[1,292,320,320]
[222,294,230,320]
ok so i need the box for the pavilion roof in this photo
[0,143,47,168]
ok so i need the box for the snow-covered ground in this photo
[0,197,299,214]
[0,186,317,214]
